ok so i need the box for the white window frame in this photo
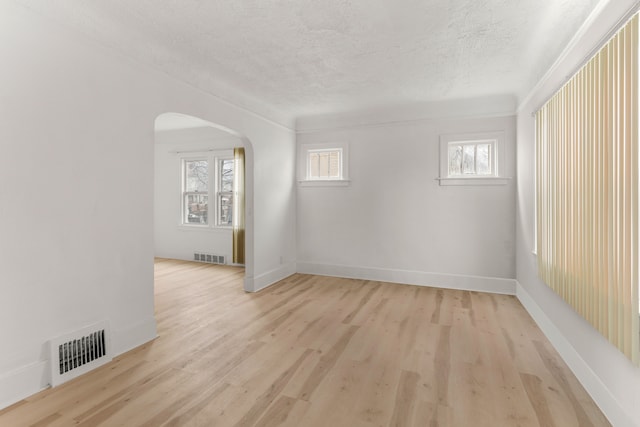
[298,142,350,187]
[179,150,234,229]
[438,131,509,186]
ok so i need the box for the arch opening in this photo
[153,112,254,289]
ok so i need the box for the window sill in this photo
[436,177,511,186]
[298,179,351,187]
[178,225,233,232]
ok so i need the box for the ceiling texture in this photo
[15,0,601,124]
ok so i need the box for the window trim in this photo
[179,150,234,229]
[298,142,350,186]
[438,131,509,186]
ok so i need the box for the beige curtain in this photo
[233,147,245,265]
[535,14,639,363]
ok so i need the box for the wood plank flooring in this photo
[0,258,610,426]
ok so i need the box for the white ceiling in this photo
[15,0,601,124]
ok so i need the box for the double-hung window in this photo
[181,151,234,228]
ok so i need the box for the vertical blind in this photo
[535,14,639,363]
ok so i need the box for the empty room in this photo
[1,0,640,426]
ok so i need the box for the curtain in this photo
[233,147,245,265]
[535,14,638,363]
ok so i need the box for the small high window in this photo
[308,149,342,180]
[438,132,507,186]
[447,140,495,177]
[299,142,349,186]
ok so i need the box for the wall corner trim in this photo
[515,281,634,427]
[296,262,516,295]
[111,317,158,357]
[245,262,297,293]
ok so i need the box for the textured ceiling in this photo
[15,0,601,123]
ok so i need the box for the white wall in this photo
[0,1,296,409]
[154,127,241,263]
[296,112,517,293]
[515,1,640,426]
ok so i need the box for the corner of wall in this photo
[244,262,297,292]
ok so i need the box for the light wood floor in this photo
[0,258,609,426]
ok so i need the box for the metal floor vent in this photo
[49,321,112,387]
[194,252,226,265]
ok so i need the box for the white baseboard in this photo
[515,282,633,427]
[245,262,297,292]
[296,262,516,295]
[111,317,158,356]
[0,360,48,411]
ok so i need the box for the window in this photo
[299,142,349,186]
[438,132,507,185]
[181,151,234,228]
[183,159,209,224]
[447,141,493,176]
[308,149,341,180]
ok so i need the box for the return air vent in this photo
[193,252,226,265]
[49,321,112,387]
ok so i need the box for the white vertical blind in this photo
[536,14,639,363]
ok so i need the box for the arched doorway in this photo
[153,112,254,288]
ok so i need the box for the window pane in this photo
[185,160,208,192]
[185,194,208,224]
[462,145,475,174]
[308,149,341,179]
[328,151,340,178]
[318,152,330,177]
[476,144,491,175]
[448,145,463,175]
[309,152,320,178]
[220,159,234,192]
[218,193,233,226]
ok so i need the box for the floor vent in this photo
[193,252,226,265]
[49,321,112,387]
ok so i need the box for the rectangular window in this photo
[217,158,234,226]
[181,152,233,228]
[183,159,209,224]
[308,149,342,180]
[438,132,507,186]
[447,141,493,177]
[298,142,349,186]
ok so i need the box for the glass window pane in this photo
[309,152,320,178]
[329,151,340,178]
[220,159,234,192]
[308,149,341,179]
[218,193,233,226]
[319,152,330,177]
[448,145,463,176]
[185,194,208,224]
[462,145,475,174]
[476,144,491,175]
[185,160,208,192]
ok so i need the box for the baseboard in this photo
[515,282,633,427]
[245,262,297,292]
[111,317,158,356]
[0,360,48,411]
[296,262,516,295]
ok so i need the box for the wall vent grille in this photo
[193,252,226,265]
[49,321,112,387]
